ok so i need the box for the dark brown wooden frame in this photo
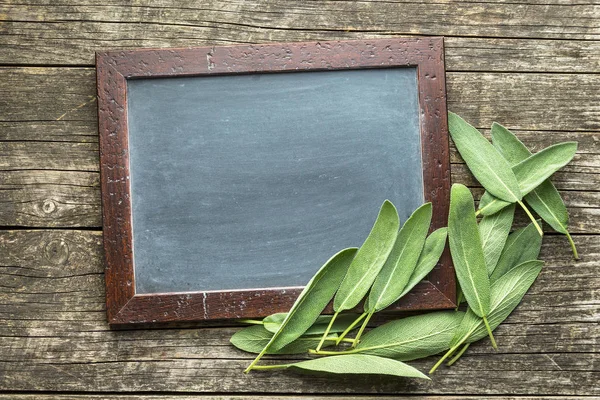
[96,37,454,326]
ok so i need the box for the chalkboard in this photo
[128,68,423,294]
[97,38,453,325]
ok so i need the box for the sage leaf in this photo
[478,204,515,274]
[285,355,430,379]
[245,247,357,372]
[366,203,433,313]
[398,227,448,299]
[333,200,400,312]
[448,112,522,203]
[491,122,578,258]
[451,260,544,347]
[490,222,542,282]
[355,311,465,361]
[263,313,361,335]
[512,141,577,194]
[231,325,338,354]
[478,138,578,217]
[431,260,543,373]
[448,184,490,319]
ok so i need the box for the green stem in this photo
[335,312,367,345]
[351,311,374,348]
[244,344,270,373]
[518,200,543,236]
[248,363,292,371]
[482,315,498,350]
[447,343,470,366]
[475,209,482,217]
[308,348,360,356]
[430,342,462,374]
[238,319,264,325]
[315,311,339,352]
[565,231,579,260]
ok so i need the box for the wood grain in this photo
[1,0,599,396]
[0,230,598,394]
[1,1,600,67]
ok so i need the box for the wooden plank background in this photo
[0,0,598,397]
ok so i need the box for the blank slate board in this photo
[97,38,453,325]
[127,69,423,294]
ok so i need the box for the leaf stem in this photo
[482,315,498,350]
[455,289,464,311]
[308,348,360,356]
[248,363,292,371]
[565,231,579,260]
[517,201,543,236]
[335,312,367,345]
[430,342,461,374]
[238,319,264,325]
[315,311,339,352]
[351,311,374,348]
[447,343,470,366]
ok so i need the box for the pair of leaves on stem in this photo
[430,259,543,373]
[449,112,577,248]
[320,201,447,349]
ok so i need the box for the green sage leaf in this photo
[478,204,515,274]
[259,247,357,353]
[365,203,433,312]
[333,200,400,312]
[286,354,430,379]
[448,112,522,203]
[398,227,448,299]
[263,313,361,335]
[491,122,578,258]
[490,222,542,282]
[448,183,491,318]
[356,311,465,361]
[479,137,578,216]
[450,260,543,347]
[231,325,337,354]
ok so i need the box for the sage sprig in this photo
[448,183,496,348]
[490,122,579,259]
[347,203,432,345]
[244,247,357,372]
[430,260,543,373]
[316,200,399,351]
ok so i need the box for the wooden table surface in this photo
[1,1,599,398]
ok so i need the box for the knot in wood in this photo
[42,199,57,214]
[44,239,69,265]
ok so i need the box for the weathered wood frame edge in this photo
[96,37,454,326]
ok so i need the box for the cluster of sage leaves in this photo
[230,112,578,379]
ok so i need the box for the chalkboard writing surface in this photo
[97,38,453,325]
[127,68,423,294]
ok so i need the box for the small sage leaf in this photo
[356,311,465,361]
[398,227,448,299]
[286,354,430,379]
[263,313,361,335]
[479,204,515,274]
[448,183,491,319]
[231,325,337,354]
[490,222,542,282]
[366,203,433,312]
[448,112,522,203]
[450,260,544,347]
[244,247,357,371]
[491,122,578,258]
[334,200,400,312]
